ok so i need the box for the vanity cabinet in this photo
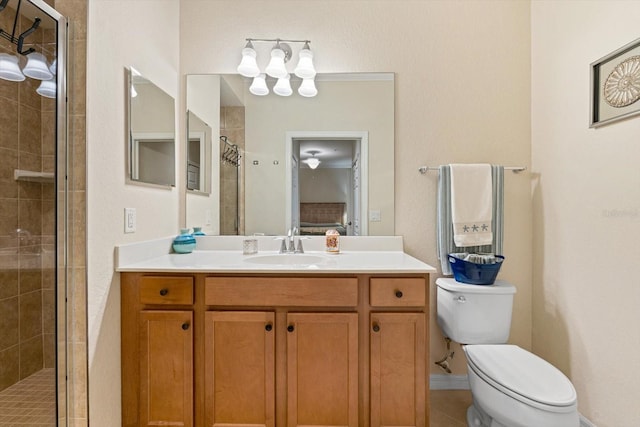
[121,272,429,427]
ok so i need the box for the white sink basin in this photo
[243,253,327,266]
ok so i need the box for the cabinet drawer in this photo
[139,276,194,305]
[369,278,426,307]
[205,277,358,307]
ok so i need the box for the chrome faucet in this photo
[279,227,305,254]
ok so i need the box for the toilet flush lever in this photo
[456,296,467,303]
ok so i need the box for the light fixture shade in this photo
[249,74,269,96]
[0,53,25,82]
[49,58,57,75]
[298,78,318,97]
[273,74,292,96]
[265,47,288,79]
[22,52,53,80]
[237,46,260,77]
[36,79,56,98]
[294,48,316,79]
[306,158,320,169]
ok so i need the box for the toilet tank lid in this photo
[436,278,516,295]
[465,345,577,408]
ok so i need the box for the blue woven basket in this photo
[448,254,505,285]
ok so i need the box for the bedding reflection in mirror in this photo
[127,67,176,186]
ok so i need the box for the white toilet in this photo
[436,278,579,427]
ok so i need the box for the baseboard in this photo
[580,414,597,427]
[429,374,470,390]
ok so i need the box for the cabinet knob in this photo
[372,323,380,332]
[181,323,190,330]
[159,288,169,296]
[395,290,403,298]
[287,325,295,333]
[265,323,273,332]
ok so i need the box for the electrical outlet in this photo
[124,208,136,233]
[369,210,381,222]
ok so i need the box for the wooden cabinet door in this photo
[204,311,275,427]
[139,310,193,427]
[370,312,427,427]
[286,312,358,427]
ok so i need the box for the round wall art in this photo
[603,55,640,108]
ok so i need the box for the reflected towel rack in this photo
[418,165,526,174]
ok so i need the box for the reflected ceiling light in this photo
[0,53,25,81]
[273,74,292,97]
[305,150,321,169]
[22,52,53,80]
[298,78,317,98]
[237,40,260,77]
[249,73,269,96]
[294,42,316,79]
[238,38,317,97]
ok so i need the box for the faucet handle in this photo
[274,236,288,254]
[295,236,309,254]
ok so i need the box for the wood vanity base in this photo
[121,272,430,427]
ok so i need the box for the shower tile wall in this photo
[0,10,55,392]
[220,106,245,235]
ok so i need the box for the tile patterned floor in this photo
[430,389,474,427]
[0,369,56,426]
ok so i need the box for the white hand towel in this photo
[450,163,493,247]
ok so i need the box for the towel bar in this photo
[418,165,526,174]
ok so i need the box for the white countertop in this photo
[115,235,436,274]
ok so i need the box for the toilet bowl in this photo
[435,278,579,427]
[464,344,579,427]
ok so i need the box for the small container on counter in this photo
[192,226,206,236]
[172,228,196,254]
[243,238,258,255]
[325,229,340,254]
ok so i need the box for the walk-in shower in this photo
[0,0,68,424]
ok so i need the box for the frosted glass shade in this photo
[249,74,269,96]
[273,74,292,96]
[294,48,316,79]
[37,79,56,98]
[22,52,53,80]
[265,47,288,79]
[237,47,260,77]
[298,78,317,97]
[305,157,320,169]
[0,53,25,82]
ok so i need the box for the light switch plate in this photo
[124,208,136,233]
[369,210,381,222]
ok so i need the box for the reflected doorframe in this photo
[285,131,369,235]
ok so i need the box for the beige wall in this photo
[86,0,179,425]
[532,2,640,425]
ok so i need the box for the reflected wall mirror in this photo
[185,73,395,236]
[126,67,176,187]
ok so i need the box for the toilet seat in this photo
[464,345,577,413]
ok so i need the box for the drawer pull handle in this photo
[159,288,169,296]
[287,325,295,333]
[395,290,403,298]
[181,323,190,330]
[265,323,273,332]
[372,323,380,332]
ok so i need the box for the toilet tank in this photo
[436,278,516,344]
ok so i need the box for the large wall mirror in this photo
[185,73,394,236]
[126,67,176,187]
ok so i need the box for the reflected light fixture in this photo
[22,52,52,80]
[305,150,321,169]
[249,73,269,96]
[0,53,25,81]
[238,38,318,97]
[273,74,292,97]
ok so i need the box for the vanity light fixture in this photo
[238,38,317,97]
[305,150,321,169]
